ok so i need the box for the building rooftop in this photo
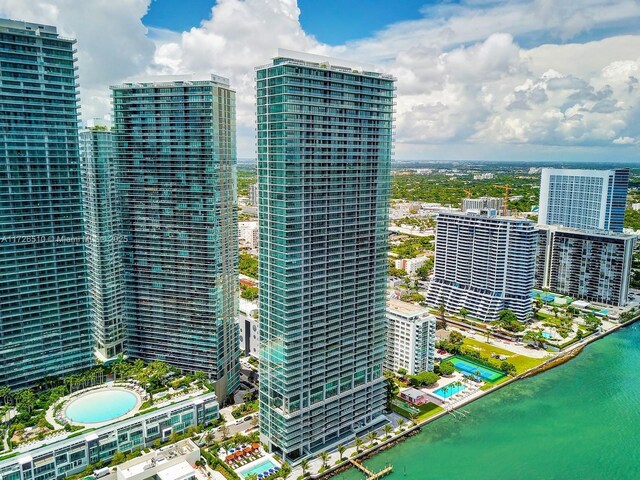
[111,74,230,90]
[387,298,429,317]
[537,224,637,239]
[0,19,57,34]
[258,48,395,81]
[157,461,196,480]
[400,387,425,401]
[118,440,197,479]
[439,210,533,223]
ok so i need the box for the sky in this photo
[1,0,639,162]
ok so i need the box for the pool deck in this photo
[59,385,144,429]
[234,453,280,479]
[421,373,482,406]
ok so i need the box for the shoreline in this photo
[313,314,640,480]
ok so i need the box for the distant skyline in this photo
[1,0,639,161]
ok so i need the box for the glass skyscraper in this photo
[111,75,239,400]
[0,20,92,388]
[256,51,395,460]
[79,125,125,362]
[538,168,629,232]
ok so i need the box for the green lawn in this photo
[415,402,444,421]
[392,398,443,421]
[462,337,547,373]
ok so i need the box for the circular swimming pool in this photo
[65,389,138,424]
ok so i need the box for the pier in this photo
[349,459,393,479]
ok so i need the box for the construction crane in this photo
[494,184,511,216]
[463,189,473,198]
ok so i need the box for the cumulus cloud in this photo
[613,136,639,144]
[0,0,638,158]
[0,0,155,119]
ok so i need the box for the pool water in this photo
[542,331,553,339]
[449,356,505,382]
[238,459,278,479]
[66,389,137,423]
[433,383,466,399]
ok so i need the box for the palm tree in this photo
[366,430,378,448]
[438,303,447,330]
[16,389,35,414]
[337,444,346,461]
[280,462,291,479]
[354,436,364,453]
[319,451,329,468]
[204,429,215,446]
[0,385,11,406]
[382,424,393,439]
[441,384,449,398]
[300,459,310,477]
[459,307,469,323]
[396,418,406,432]
[219,424,230,441]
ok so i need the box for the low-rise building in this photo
[385,299,436,375]
[398,388,428,405]
[238,299,259,358]
[0,394,219,480]
[117,439,201,480]
[535,225,636,306]
[239,221,259,250]
[394,256,430,275]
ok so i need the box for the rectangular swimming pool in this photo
[432,383,466,399]
[238,458,278,479]
[449,356,505,382]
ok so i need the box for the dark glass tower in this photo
[0,20,92,388]
[111,76,239,400]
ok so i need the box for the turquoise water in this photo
[336,325,640,480]
[65,389,137,423]
[238,459,277,478]
[432,383,465,399]
[449,356,505,381]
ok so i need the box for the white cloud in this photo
[613,136,639,144]
[0,0,639,159]
[0,0,155,120]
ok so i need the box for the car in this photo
[244,415,253,421]
[437,349,447,355]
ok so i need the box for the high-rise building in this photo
[385,299,436,375]
[535,225,635,306]
[79,124,125,362]
[461,196,504,213]
[538,168,629,232]
[111,75,239,400]
[0,20,92,388]
[427,211,537,322]
[248,183,258,205]
[257,50,395,460]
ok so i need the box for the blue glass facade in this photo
[256,53,395,460]
[0,20,92,388]
[79,128,125,361]
[539,168,629,233]
[111,77,239,399]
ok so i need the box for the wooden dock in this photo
[350,459,393,479]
